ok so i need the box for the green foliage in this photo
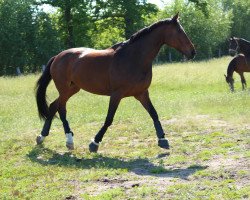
[223,0,250,40]
[0,0,36,75]
[0,0,64,75]
[0,0,249,75]
[34,12,64,70]
[91,18,125,49]
[92,0,158,39]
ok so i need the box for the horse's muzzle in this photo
[187,49,196,60]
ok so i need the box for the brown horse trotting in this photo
[35,13,196,152]
[225,37,250,91]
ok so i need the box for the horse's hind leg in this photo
[239,73,246,90]
[36,99,59,144]
[57,85,80,150]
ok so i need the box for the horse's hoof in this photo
[36,135,44,145]
[66,142,74,150]
[158,139,170,149]
[89,142,99,153]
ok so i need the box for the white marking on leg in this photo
[39,135,45,142]
[91,139,100,146]
[158,138,166,141]
[66,133,73,144]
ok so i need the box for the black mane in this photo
[111,19,172,51]
[239,38,250,45]
[127,19,171,44]
[238,38,250,56]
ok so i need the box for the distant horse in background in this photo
[225,37,250,91]
[35,13,196,152]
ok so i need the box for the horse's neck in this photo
[227,58,236,77]
[129,28,164,66]
[239,39,250,56]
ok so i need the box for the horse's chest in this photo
[136,72,152,87]
[122,72,152,96]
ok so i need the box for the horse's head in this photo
[163,13,196,60]
[224,74,234,92]
[229,37,239,56]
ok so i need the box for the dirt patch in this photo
[82,164,207,196]
[208,156,248,170]
[163,115,250,136]
[86,174,176,196]
[208,155,250,188]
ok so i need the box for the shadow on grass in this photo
[27,146,207,179]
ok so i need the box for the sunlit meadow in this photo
[0,57,249,199]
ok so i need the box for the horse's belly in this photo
[79,81,111,96]
[72,66,111,96]
[110,71,152,97]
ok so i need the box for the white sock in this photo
[92,139,99,146]
[39,135,45,142]
[66,133,73,144]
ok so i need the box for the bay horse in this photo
[225,37,250,91]
[35,13,196,152]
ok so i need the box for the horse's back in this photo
[51,47,115,95]
[50,47,91,76]
[233,54,250,73]
[75,49,116,95]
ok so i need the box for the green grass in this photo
[0,57,250,199]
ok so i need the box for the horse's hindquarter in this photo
[235,54,250,73]
[246,56,250,71]
[72,49,113,95]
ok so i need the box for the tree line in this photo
[0,0,249,75]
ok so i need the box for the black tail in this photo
[35,56,55,120]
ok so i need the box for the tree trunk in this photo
[64,0,74,47]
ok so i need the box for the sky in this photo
[41,0,173,13]
[148,0,173,8]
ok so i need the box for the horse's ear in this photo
[172,12,179,22]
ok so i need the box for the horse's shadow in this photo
[27,146,207,180]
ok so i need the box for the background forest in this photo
[0,0,249,75]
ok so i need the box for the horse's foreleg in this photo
[240,73,246,90]
[89,93,121,153]
[135,91,169,149]
[36,99,58,145]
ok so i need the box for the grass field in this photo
[0,57,249,199]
